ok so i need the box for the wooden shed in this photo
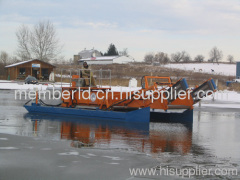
[5,59,56,80]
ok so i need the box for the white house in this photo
[78,56,134,65]
[78,48,102,59]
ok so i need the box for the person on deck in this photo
[82,61,96,87]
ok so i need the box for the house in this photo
[73,48,102,64]
[5,59,56,80]
[73,48,135,65]
[78,48,102,59]
[78,56,135,65]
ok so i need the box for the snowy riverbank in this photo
[0,80,70,90]
[163,63,236,76]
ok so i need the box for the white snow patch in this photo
[0,80,13,83]
[196,90,240,109]
[87,153,96,156]
[0,81,70,90]
[199,104,240,109]
[26,147,34,149]
[58,152,79,156]
[103,156,122,161]
[41,148,52,150]
[163,63,236,76]
[214,91,240,102]
[108,162,119,165]
[108,86,140,92]
[0,147,19,150]
[72,161,80,163]
[79,155,90,158]
[0,138,8,140]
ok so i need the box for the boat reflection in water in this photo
[25,114,192,155]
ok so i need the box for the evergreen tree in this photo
[105,43,119,56]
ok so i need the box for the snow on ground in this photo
[0,81,140,91]
[198,90,240,102]
[199,103,240,109]
[0,80,70,90]
[106,86,140,92]
[195,90,240,108]
[163,63,236,76]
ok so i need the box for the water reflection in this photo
[24,114,193,155]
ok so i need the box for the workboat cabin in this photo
[5,59,55,80]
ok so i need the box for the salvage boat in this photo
[24,69,217,123]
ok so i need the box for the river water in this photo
[0,90,240,179]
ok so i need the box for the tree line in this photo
[144,47,235,65]
[101,44,128,57]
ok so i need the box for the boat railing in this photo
[58,68,111,88]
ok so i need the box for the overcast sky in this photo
[0,0,239,61]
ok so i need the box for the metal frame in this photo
[58,68,111,88]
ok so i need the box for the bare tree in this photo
[0,51,10,65]
[171,51,185,63]
[10,56,19,64]
[144,52,154,64]
[69,58,73,64]
[194,55,204,62]
[209,47,223,64]
[163,54,170,64]
[171,52,181,62]
[182,53,191,63]
[154,52,163,64]
[119,48,129,56]
[16,25,31,60]
[227,55,234,64]
[16,21,62,62]
[154,52,170,64]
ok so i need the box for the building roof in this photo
[78,49,102,59]
[79,49,96,54]
[5,59,56,68]
[79,56,119,61]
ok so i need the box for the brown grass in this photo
[1,62,234,91]
[229,83,240,92]
[217,81,227,91]
[8,63,228,90]
[0,75,7,80]
[0,63,7,80]
[55,64,233,89]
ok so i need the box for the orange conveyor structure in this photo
[61,75,217,112]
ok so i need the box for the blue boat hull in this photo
[24,103,150,123]
[150,109,193,128]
